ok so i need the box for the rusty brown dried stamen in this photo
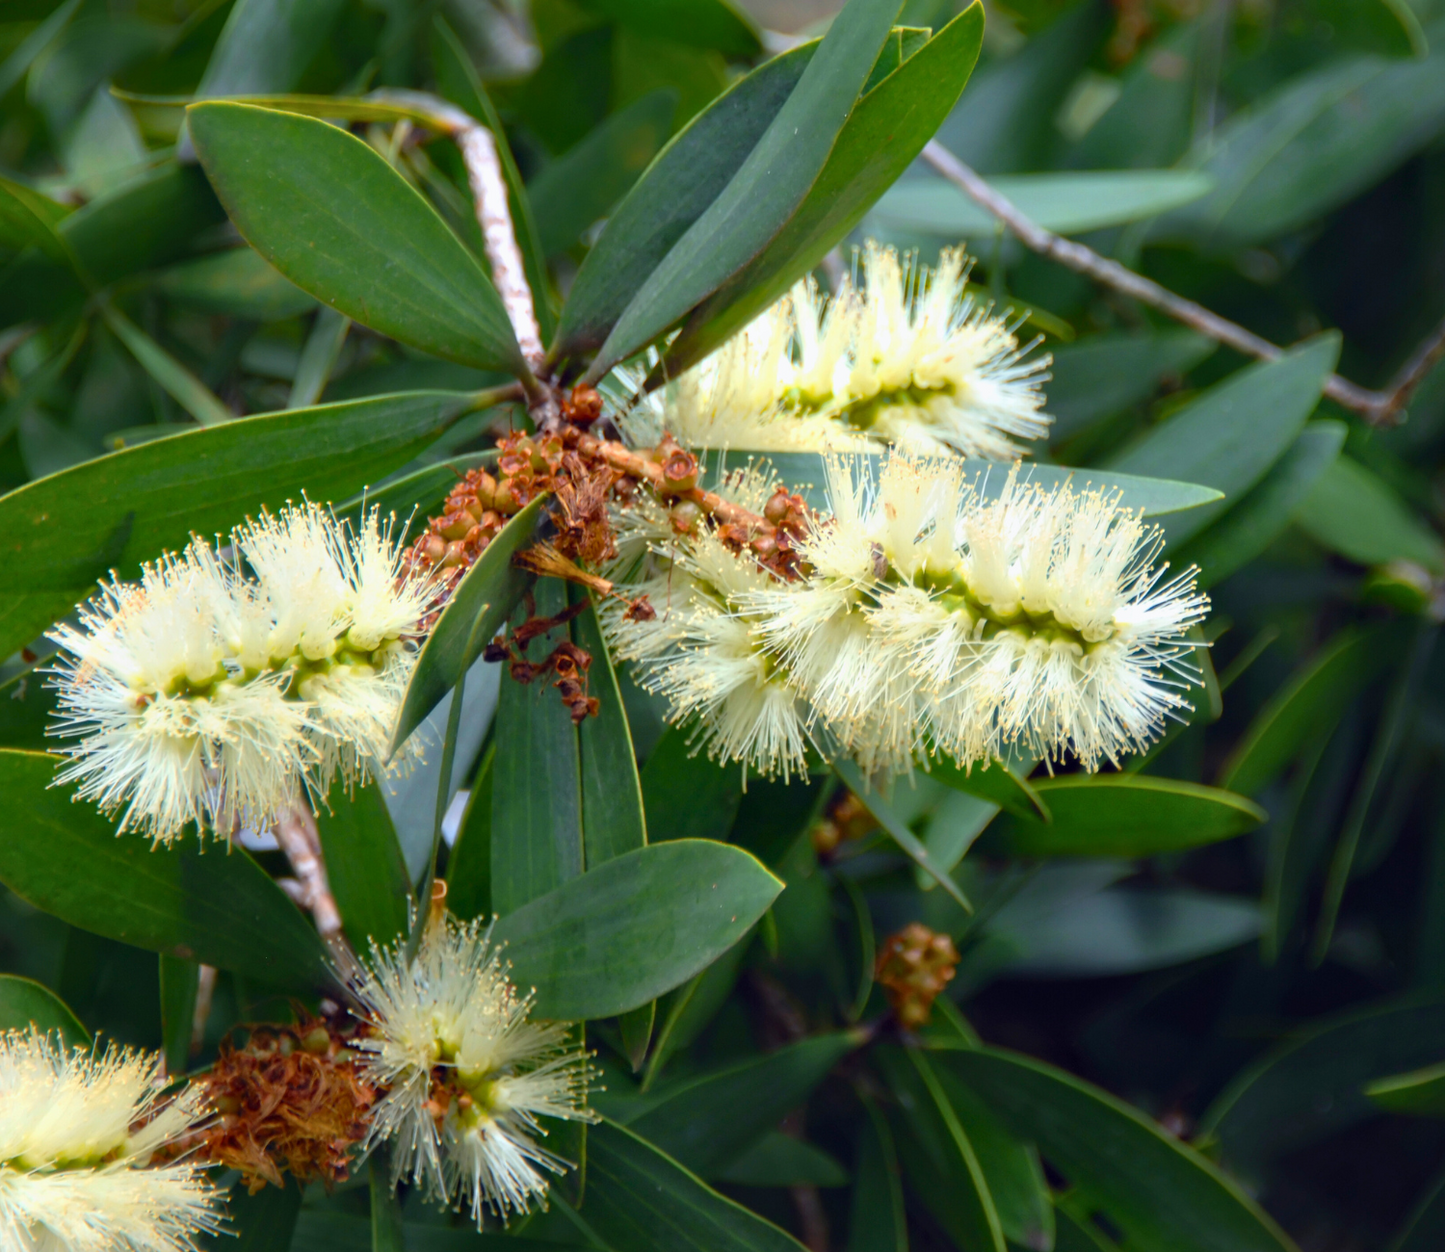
[875,923,959,1029]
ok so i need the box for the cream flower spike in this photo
[47,505,435,842]
[351,912,596,1228]
[0,1028,221,1252]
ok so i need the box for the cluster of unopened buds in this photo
[875,922,961,1028]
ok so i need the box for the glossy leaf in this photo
[574,597,647,865]
[946,1046,1296,1252]
[391,494,548,752]
[529,90,677,257]
[668,5,986,371]
[1177,421,1346,588]
[0,974,89,1044]
[553,42,815,361]
[583,1119,809,1252]
[1201,995,1445,1175]
[848,1098,908,1252]
[628,1032,860,1173]
[1366,1062,1445,1117]
[1293,455,1445,572]
[493,840,782,1020]
[158,954,198,1075]
[1047,330,1216,440]
[490,578,584,914]
[1219,627,1391,797]
[1109,335,1340,545]
[0,390,475,659]
[152,247,316,320]
[1000,775,1265,858]
[871,170,1214,238]
[0,750,332,991]
[924,753,1049,822]
[188,103,524,374]
[589,0,905,378]
[195,0,348,97]
[314,782,412,952]
[640,725,743,843]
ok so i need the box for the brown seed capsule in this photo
[661,450,698,495]
[492,482,521,515]
[670,500,702,534]
[764,488,791,524]
[439,511,478,541]
[442,541,467,567]
[420,533,447,564]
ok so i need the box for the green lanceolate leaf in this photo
[587,0,906,379]
[871,169,1214,238]
[0,751,332,991]
[583,1120,809,1252]
[490,578,584,915]
[945,1047,1297,1252]
[206,1178,302,1251]
[445,747,493,922]
[848,1098,907,1252]
[1177,421,1346,588]
[1047,330,1216,440]
[158,955,198,1074]
[581,0,760,57]
[1000,775,1265,857]
[1109,335,1340,546]
[100,303,234,427]
[1218,626,1394,797]
[188,102,525,374]
[1367,1062,1445,1117]
[574,597,647,865]
[0,390,477,659]
[314,781,412,952]
[627,1032,860,1173]
[876,1047,1007,1252]
[924,753,1048,822]
[715,1132,848,1187]
[0,973,89,1044]
[1294,455,1445,572]
[493,840,782,1020]
[529,90,677,258]
[1200,995,1445,1176]
[391,494,549,753]
[195,0,348,97]
[552,41,815,361]
[668,4,985,371]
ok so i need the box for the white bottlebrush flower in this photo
[641,242,1050,460]
[47,505,434,842]
[351,913,595,1228]
[0,1028,221,1252]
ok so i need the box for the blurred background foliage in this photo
[4,1,1445,1250]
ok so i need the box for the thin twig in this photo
[272,802,345,947]
[190,964,216,1056]
[921,140,1442,427]
[577,433,768,531]
[371,90,546,384]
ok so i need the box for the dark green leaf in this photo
[715,1131,849,1187]
[1047,331,1216,440]
[188,103,524,374]
[946,1047,1296,1252]
[580,0,760,57]
[0,390,475,658]
[583,1119,809,1252]
[205,1178,301,1251]
[493,840,782,1020]
[1000,775,1265,857]
[640,725,742,843]
[552,42,815,361]
[0,973,89,1044]
[0,750,332,991]
[877,1046,1007,1252]
[1366,1062,1445,1117]
[667,5,985,371]
[1200,994,1445,1176]
[391,494,548,752]
[288,307,350,409]
[490,578,583,915]
[619,1001,655,1072]
[1108,335,1340,546]
[101,303,234,427]
[924,753,1048,822]
[628,1032,860,1172]
[1176,421,1346,588]
[1218,627,1391,797]
[529,90,677,257]
[370,1150,406,1252]
[152,247,316,320]
[1397,1171,1445,1252]
[1293,455,1445,572]
[574,597,647,865]
[158,955,198,1074]
[848,1098,908,1252]
[589,0,907,377]
[314,782,412,952]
